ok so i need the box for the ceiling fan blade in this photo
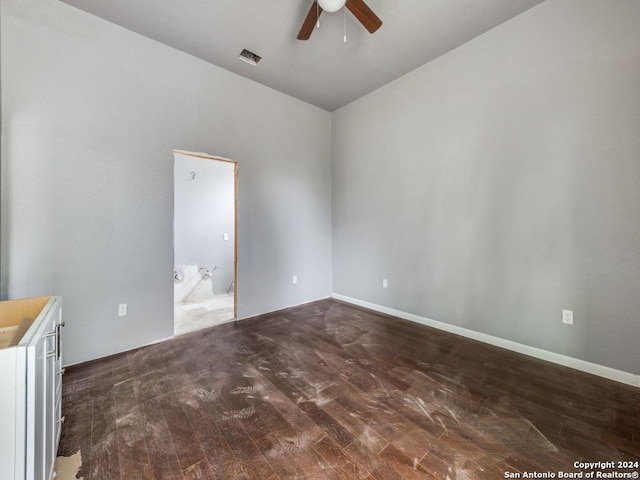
[297,1,323,40]
[345,0,382,34]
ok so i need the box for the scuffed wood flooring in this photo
[58,299,640,479]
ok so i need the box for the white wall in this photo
[332,0,640,374]
[174,153,235,300]
[1,0,332,365]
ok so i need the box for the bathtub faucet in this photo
[199,266,219,278]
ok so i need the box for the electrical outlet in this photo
[562,309,573,325]
[382,278,388,289]
[292,275,298,285]
[118,304,128,316]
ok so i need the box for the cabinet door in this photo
[26,330,47,479]
[26,306,58,480]
[54,305,64,449]
[48,304,64,478]
[43,321,57,480]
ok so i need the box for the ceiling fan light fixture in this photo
[318,0,346,13]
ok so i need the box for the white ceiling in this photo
[58,0,545,112]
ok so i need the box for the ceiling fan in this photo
[297,0,383,40]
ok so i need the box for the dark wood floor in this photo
[58,299,640,480]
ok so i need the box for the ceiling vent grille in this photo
[238,49,262,66]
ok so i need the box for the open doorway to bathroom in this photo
[173,150,237,336]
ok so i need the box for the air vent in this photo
[238,49,262,66]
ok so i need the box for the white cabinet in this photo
[0,296,64,480]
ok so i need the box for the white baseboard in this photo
[64,297,334,367]
[332,293,639,388]
[63,335,175,368]
[238,296,332,322]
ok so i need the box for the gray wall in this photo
[1,0,332,365]
[3,0,639,375]
[174,153,235,298]
[332,0,640,374]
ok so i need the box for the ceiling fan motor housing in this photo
[298,0,382,40]
[318,0,347,13]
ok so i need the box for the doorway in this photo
[173,150,237,335]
